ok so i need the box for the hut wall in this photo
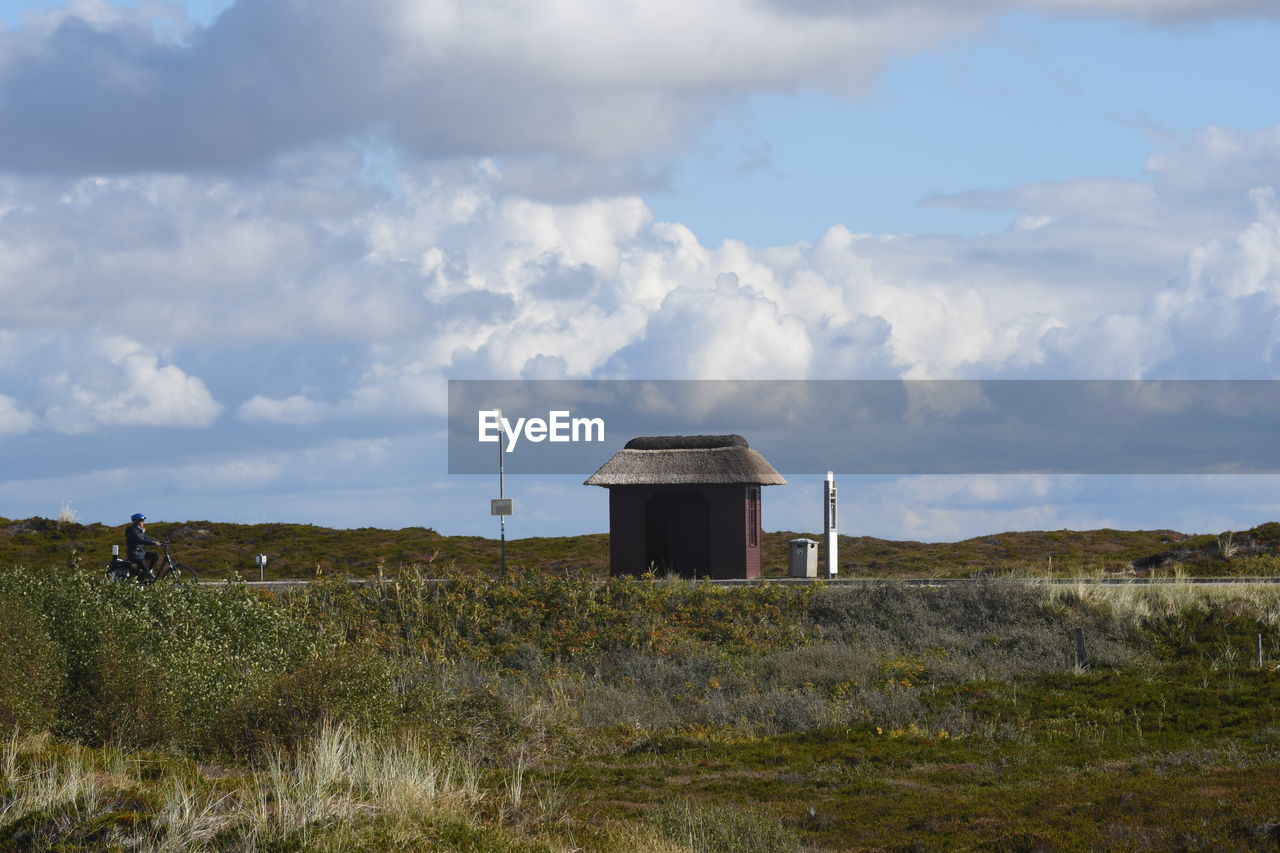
[608,484,761,579]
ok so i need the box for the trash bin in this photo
[789,538,818,578]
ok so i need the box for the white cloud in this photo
[4,3,1280,536]
[1,0,1273,177]
[893,504,1100,542]
[0,0,975,173]
[889,475,1064,505]
[1040,182,1280,377]
[343,362,450,417]
[238,394,332,425]
[183,459,285,490]
[608,272,813,379]
[0,394,38,436]
[40,337,223,433]
[2,124,1280,442]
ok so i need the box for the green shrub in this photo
[808,580,1147,676]
[0,565,327,752]
[0,588,61,734]
[213,645,397,757]
[286,573,815,666]
[1249,521,1280,541]
[396,660,540,763]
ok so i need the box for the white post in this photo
[257,553,267,582]
[497,409,506,574]
[112,545,119,557]
[824,471,838,578]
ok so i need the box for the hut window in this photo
[747,486,759,547]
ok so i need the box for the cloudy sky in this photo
[2,0,1280,541]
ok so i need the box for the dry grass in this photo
[55,500,78,527]
[0,732,113,828]
[1042,568,1280,628]
[0,724,556,852]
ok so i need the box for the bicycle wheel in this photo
[157,563,199,584]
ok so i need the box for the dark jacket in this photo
[126,523,160,561]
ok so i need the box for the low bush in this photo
[0,591,61,734]
[212,644,398,758]
[0,565,328,754]
[286,572,816,665]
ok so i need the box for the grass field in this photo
[4,542,1280,851]
[4,515,1279,579]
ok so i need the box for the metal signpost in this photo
[256,553,268,581]
[492,410,513,573]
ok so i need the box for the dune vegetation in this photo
[3,544,1280,851]
[5,515,1280,580]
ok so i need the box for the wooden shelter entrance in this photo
[644,491,710,577]
[585,435,786,579]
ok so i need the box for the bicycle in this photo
[106,542,199,584]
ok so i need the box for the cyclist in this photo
[125,513,163,581]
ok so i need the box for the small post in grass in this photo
[491,408,513,574]
[1258,633,1265,670]
[1074,626,1087,669]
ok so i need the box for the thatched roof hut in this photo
[586,435,785,579]
[584,434,787,487]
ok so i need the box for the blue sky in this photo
[655,13,1280,245]
[1,0,1280,543]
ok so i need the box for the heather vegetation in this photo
[3,551,1280,851]
[7,514,1278,579]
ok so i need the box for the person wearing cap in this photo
[125,513,162,581]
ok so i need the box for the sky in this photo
[2,0,1280,542]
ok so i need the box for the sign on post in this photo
[491,498,513,516]
[256,553,268,582]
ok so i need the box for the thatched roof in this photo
[624,434,748,451]
[585,434,787,486]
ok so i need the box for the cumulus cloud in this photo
[0,395,38,437]
[2,122,1279,441]
[0,0,975,174]
[4,2,1280,536]
[2,0,1276,177]
[1040,184,1280,378]
[0,115,1278,500]
[606,272,813,379]
[40,337,223,433]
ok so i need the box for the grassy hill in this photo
[4,516,1279,579]
[6,554,1280,849]
[0,517,609,580]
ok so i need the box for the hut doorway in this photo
[644,491,710,578]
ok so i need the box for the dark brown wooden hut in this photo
[584,434,786,579]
